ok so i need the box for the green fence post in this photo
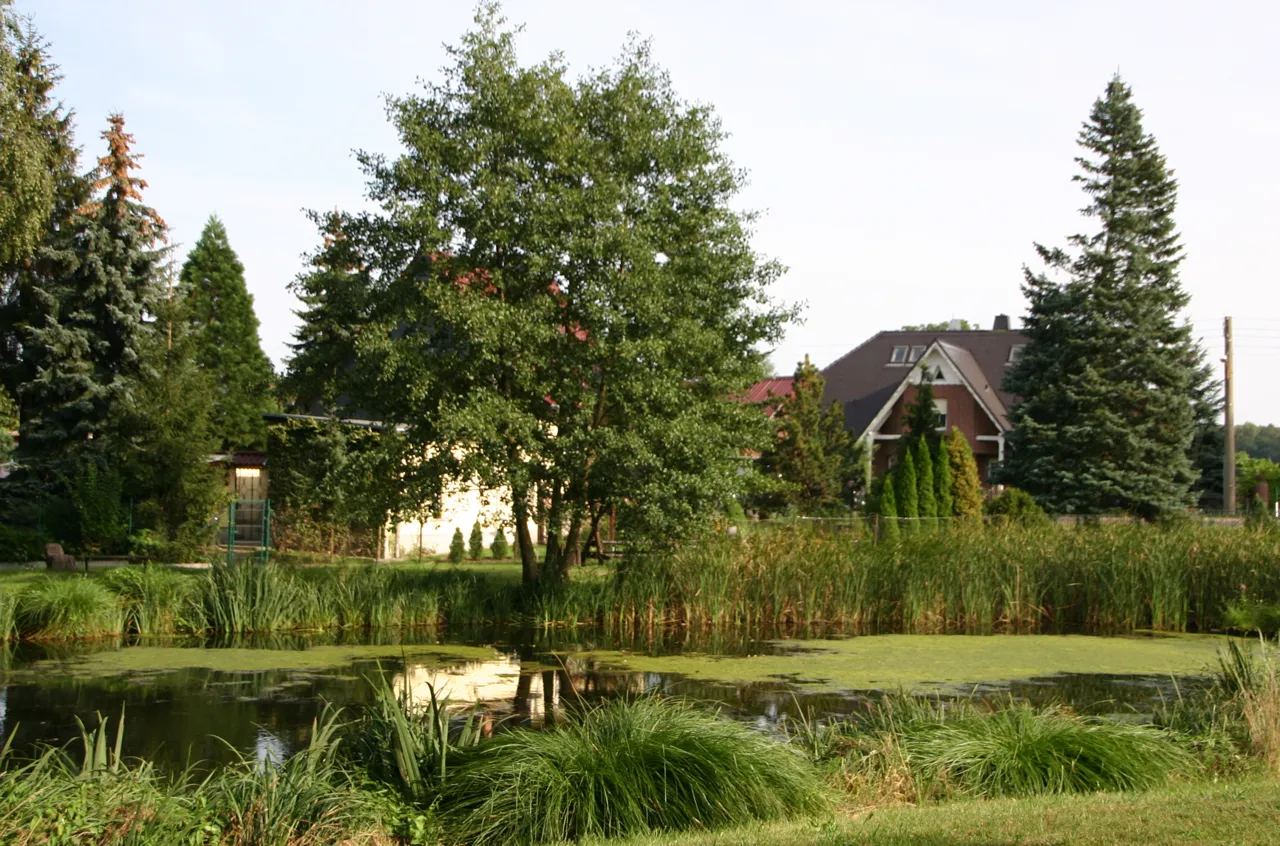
[226,500,237,567]
[261,500,272,565]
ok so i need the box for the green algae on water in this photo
[12,641,501,679]
[565,633,1234,692]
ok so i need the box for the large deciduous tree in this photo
[760,357,863,515]
[0,2,54,267]
[180,216,276,449]
[288,8,791,584]
[999,77,1212,517]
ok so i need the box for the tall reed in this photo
[194,562,313,633]
[0,587,15,641]
[101,565,195,635]
[612,522,1280,634]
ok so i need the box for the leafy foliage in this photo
[180,216,276,449]
[986,487,1050,524]
[901,320,977,331]
[289,9,792,583]
[1000,77,1210,517]
[1237,423,1280,464]
[0,3,55,266]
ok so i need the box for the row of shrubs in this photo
[2,639,1277,844]
[448,522,509,562]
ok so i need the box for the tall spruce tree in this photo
[16,114,166,467]
[180,216,276,448]
[762,357,864,515]
[1000,77,1208,517]
[902,369,940,451]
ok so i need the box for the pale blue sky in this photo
[20,0,1280,422]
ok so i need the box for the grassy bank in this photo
[0,522,1277,641]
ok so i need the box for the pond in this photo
[0,628,1229,771]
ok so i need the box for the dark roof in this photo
[822,330,1027,436]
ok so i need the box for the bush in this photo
[490,528,509,559]
[986,486,1050,524]
[102,565,196,635]
[441,697,827,845]
[1226,600,1280,636]
[0,524,44,563]
[16,576,124,639]
[448,528,466,563]
[469,521,484,560]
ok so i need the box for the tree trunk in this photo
[512,489,539,584]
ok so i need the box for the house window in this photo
[933,399,948,431]
[908,345,926,363]
[890,346,908,364]
[1008,344,1026,363]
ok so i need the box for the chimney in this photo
[992,314,1010,331]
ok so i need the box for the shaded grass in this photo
[441,697,828,845]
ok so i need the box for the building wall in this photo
[384,481,538,559]
[870,385,1001,479]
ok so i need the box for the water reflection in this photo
[0,627,1214,771]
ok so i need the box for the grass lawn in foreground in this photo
[601,777,1280,846]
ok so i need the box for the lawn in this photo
[601,778,1280,846]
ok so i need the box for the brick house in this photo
[820,317,1028,482]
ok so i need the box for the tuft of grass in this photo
[101,566,196,635]
[16,576,124,640]
[441,696,828,845]
[788,693,1193,801]
[0,587,16,641]
[1226,600,1280,636]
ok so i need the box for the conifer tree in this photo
[490,527,509,559]
[0,383,14,462]
[934,436,954,519]
[0,12,82,403]
[17,114,166,467]
[762,357,864,514]
[448,527,466,563]
[181,216,276,448]
[469,520,484,560]
[116,271,223,547]
[1000,77,1208,517]
[878,470,900,543]
[902,369,940,452]
[945,427,983,521]
[914,436,936,520]
[895,449,918,532]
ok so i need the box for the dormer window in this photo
[908,345,926,363]
[1008,344,1026,364]
[890,345,908,364]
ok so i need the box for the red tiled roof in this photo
[745,378,794,404]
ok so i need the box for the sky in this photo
[20,0,1280,422]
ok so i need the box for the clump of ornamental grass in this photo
[0,587,15,641]
[1217,637,1280,775]
[194,562,313,634]
[788,693,1192,802]
[101,565,197,635]
[16,576,124,639]
[440,696,827,845]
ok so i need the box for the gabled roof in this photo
[822,330,1026,436]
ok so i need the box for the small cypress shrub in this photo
[469,522,484,560]
[946,427,984,520]
[935,437,954,519]
[914,437,937,520]
[449,528,466,563]
[879,472,900,543]
[896,449,919,533]
[986,487,1050,524]
[490,528,509,559]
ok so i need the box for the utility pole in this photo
[1224,317,1236,516]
